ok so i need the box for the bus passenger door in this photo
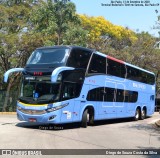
[100,81,116,118]
[73,84,90,122]
[60,82,76,123]
[115,83,125,118]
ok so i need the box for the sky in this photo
[71,0,160,37]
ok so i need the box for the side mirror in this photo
[4,68,24,83]
[51,66,75,82]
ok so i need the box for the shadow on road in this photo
[15,117,146,131]
[125,121,160,134]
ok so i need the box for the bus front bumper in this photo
[17,109,61,124]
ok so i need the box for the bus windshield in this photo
[26,48,69,65]
[19,76,61,104]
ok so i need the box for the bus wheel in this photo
[141,108,146,120]
[88,109,94,126]
[81,109,88,128]
[133,108,140,121]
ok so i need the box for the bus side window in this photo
[107,59,126,78]
[150,95,154,101]
[124,90,138,103]
[86,87,104,101]
[88,54,106,74]
[62,82,82,101]
[62,83,74,100]
[104,87,115,102]
[116,89,124,102]
[126,65,155,85]
[67,48,92,69]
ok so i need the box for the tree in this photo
[63,24,88,46]
[123,32,160,72]
[79,15,137,50]
[0,0,43,111]
[31,0,81,45]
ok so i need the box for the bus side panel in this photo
[60,99,74,123]
[72,100,81,122]
[146,93,155,116]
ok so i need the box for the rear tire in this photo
[133,108,140,121]
[141,108,146,120]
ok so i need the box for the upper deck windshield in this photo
[19,76,61,104]
[26,48,69,65]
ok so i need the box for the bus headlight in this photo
[46,103,69,112]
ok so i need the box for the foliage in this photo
[0,0,43,111]
[30,0,82,45]
[125,32,160,72]
[0,0,160,111]
[79,15,137,50]
[63,24,88,46]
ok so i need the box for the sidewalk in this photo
[0,112,16,115]
[154,111,160,127]
[155,120,160,127]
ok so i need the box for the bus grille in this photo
[18,108,46,115]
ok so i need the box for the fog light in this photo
[17,106,22,110]
[49,115,56,120]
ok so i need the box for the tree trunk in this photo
[2,80,12,112]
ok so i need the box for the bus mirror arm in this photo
[51,66,75,83]
[4,68,25,83]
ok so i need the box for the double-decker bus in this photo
[4,46,155,127]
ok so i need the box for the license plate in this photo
[29,118,37,122]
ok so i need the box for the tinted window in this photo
[147,74,155,85]
[63,69,85,83]
[123,90,138,103]
[150,95,155,101]
[87,87,138,103]
[104,87,115,102]
[62,82,82,101]
[86,88,98,101]
[88,54,106,74]
[67,48,92,69]
[107,59,126,78]
[127,65,140,82]
[116,89,124,102]
[126,65,155,85]
[86,87,104,101]
[27,48,69,65]
[61,70,85,101]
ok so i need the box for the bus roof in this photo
[36,45,94,52]
[35,46,155,76]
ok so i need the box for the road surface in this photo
[0,112,159,158]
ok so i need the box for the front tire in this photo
[81,109,88,128]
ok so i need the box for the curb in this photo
[0,112,16,115]
[155,120,160,127]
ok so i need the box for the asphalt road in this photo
[0,113,160,158]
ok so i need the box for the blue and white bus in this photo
[4,46,155,127]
